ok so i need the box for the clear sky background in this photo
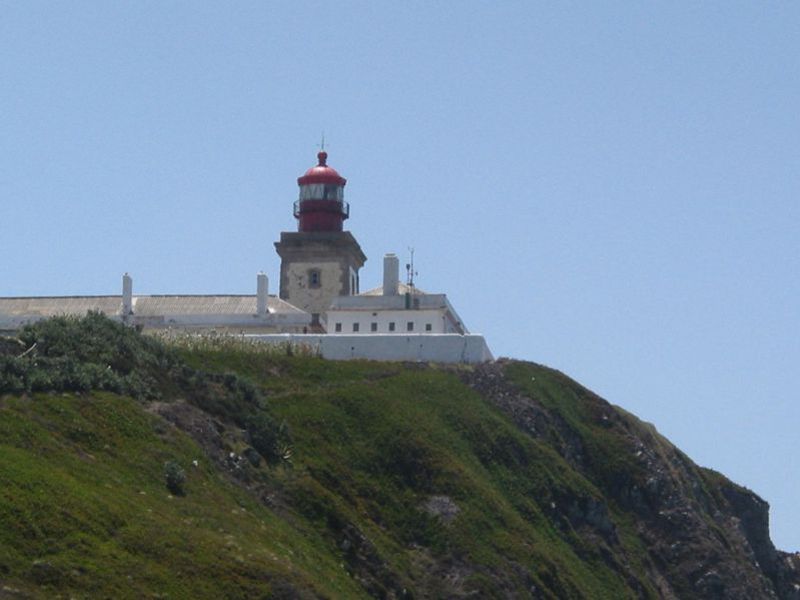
[2,3,798,550]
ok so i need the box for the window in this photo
[299,183,323,200]
[370,322,378,332]
[388,322,395,332]
[300,184,343,201]
[425,323,432,332]
[407,321,414,332]
[323,184,339,200]
[352,322,360,332]
[309,269,321,288]
[350,271,358,295]
[334,323,342,332]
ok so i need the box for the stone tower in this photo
[274,151,367,329]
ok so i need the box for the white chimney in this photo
[122,273,133,316]
[383,253,399,296]
[256,272,269,317]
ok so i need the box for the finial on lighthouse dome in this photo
[297,150,347,186]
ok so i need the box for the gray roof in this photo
[132,295,305,316]
[0,296,122,318]
[0,295,305,318]
[360,283,429,296]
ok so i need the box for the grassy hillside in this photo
[1,316,796,598]
[184,352,646,598]
[0,392,361,598]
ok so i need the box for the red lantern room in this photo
[294,151,349,232]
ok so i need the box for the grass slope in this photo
[182,350,659,598]
[1,317,772,598]
[0,392,361,598]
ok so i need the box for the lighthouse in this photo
[274,151,367,329]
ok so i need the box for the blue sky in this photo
[2,2,798,550]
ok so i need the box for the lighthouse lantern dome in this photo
[294,151,350,232]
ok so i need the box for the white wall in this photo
[244,333,494,364]
[325,308,456,334]
[329,292,468,334]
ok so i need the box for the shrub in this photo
[0,314,264,413]
[0,313,176,399]
[1,314,292,468]
[247,414,292,467]
[164,461,186,496]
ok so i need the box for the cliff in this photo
[0,315,797,598]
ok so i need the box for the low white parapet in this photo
[243,333,494,364]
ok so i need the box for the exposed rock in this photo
[148,400,246,478]
[337,523,410,599]
[136,360,800,598]
[460,359,799,599]
[420,495,460,524]
[777,552,800,600]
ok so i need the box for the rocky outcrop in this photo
[463,360,800,599]
[147,359,799,599]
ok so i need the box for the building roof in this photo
[360,282,428,296]
[132,295,305,316]
[0,295,305,319]
[0,296,122,318]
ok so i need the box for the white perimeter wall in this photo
[244,334,494,364]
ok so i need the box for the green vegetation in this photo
[173,347,656,597]
[0,392,360,598]
[163,460,187,496]
[0,314,290,465]
[0,315,781,598]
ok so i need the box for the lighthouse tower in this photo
[274,151,367,329]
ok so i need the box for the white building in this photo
[0,151,493,363]
[323,254,467,336]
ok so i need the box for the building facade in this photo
[324,254,467,336]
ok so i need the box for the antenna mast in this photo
[405,247,418,290]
